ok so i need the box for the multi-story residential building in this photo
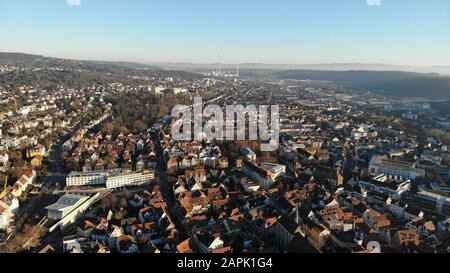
[369,155,425,180]
[241,147,257,162]
[408,191,450,216]
[261,162,286,180]
[66,170,112,187]
[241,160,278,189]
[274,215,301,251]
[66,169,154,189]
[11,169,36,198]
[185,168,207,183]
[363,209,391,231]
[26,143,46,158]
[105,170,155,189]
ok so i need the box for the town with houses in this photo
[1,61,450,255]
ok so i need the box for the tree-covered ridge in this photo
[277,70,450,99]
[0,52,201,89]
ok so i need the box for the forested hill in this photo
[0,52,159,71]
[277,70,450,99]
[0,52,201,88]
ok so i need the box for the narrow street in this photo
[152,130,188,239]
[42,109,106,188]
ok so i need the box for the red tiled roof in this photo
[212,199,228,208]
[177,238,194,253]
[229,214,245,222]
[231,208,240,216]
[140,207,152,214]
[212,247,232,254]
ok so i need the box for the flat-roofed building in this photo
[241,160,281,189]
[106,170,155,189]
[66,169,121,187]
[261,162,286,180]
[241,147,257,162]
[46,194,90,220]
[409,191,450,216]
[369,155,425,180]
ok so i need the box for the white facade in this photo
[402,112,418,121]
[66,172,107,187]
[351,126,369,140]
[261,162,286,180]
[0,201,11,230]
[65,169,121,187]
[369,155,425,180]
[66,169,155,189]
[416,191,450,215]
[0,152,9,164]
[154,86,166,94]
[12,170,36,198]
[241,160,276,189]
[106,171,155,189]
[49,192,103,232]
[241,147,257,162]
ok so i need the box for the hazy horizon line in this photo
[1,51,450,74]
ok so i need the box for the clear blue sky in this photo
[0,0,449,66]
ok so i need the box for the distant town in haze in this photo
[0,0,450,255]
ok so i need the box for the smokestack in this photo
[217,54,221,76]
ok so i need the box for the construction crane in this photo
[0,176,8,200]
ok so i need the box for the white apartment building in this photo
[65,169,121,187]
[66,169,155,189]
[106,171,155,189]
[241,160,276,189]
[241,147,257,162]
[66,171,107,187]
[412,191,450,216]
[369,155,425,180]
[261,162,286,180]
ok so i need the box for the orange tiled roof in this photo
[177,238,194,253]
[212,247,232,254]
